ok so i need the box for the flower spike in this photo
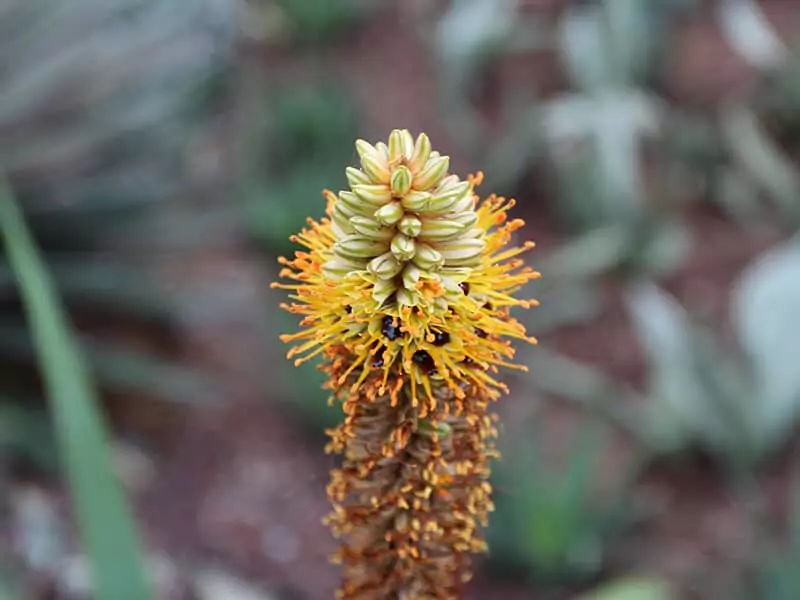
[273,129,539,599]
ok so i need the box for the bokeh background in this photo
[3,0,800,598]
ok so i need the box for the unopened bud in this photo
[345,166,371,188]
[413,243,444,270]
[418,218,467,242]
[350,216,393,241]
[353,184,393,207]
[374,201,404,226]
[414,155,449,190]
[368,251,403,279]
[335,235,388,260]
[398,215,422,238]
[360,152,391,185]
[391,165,413,196]
[400,191,431,212]
[408,133,432,172]
[390,233,416,262]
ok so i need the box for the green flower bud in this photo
[367,251,404,279]
[353,184,393,207]
[345,166,371,188]
[350,216,394,241]
[390,233,416,262]
[413,243,444,271]
[450,211,478,229]
[390,165,413,197]
[414,155,449,190]
[438,238,486,264]
[374,201,404,226]
[401,190,431,212]
[335,234,389,260]
[408,132,432,172]
[372,277,398,304]
[331,203,355,238]
[398,214,422,238]
[360,152,391,184]
[338,190,376,216]
[388,129,415,162]
[418,218,468,242]
[322,256,364,279]
[424,180,471,214]
[396,287,419,307]
[401,264,426,291]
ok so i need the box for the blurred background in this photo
[3,0,800,598]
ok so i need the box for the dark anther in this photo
[381,315,402,340]
[371,345,387,368]
[462,357,475,365]
[432,330,450,346]
[412,350,436,374]
[475,328,487,338]
[483,302,493,311]
[459,282,470,295]
[344,305,352,313]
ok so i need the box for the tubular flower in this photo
[273,130,539,599]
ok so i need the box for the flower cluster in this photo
[274,130,539,599]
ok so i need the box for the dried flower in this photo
[273,129,539,599]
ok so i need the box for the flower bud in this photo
[414,155,449,190]
[401,191,431,212]
[391,165,413,197]
[388,129,415,162]
[338,190,375,215]
[322,256,364,279]
[335,235,389,260]
[418,218,467,242]
[353,184,393,207]
[367,251,404,279]
[350,216,393,241]
[401,264,423,291]
[398,215,422,238]
[438,238,486,264]
[396,287,419,307]
[408,132,432,172]
[360,152,391,184]
[374,201,404,226]
[390,233,416,262]
[413,243,444,271]
[424,181,471,214]
[372,277,398,304]
[450,211,478,229]
[345,166,371,188]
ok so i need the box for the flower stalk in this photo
[273,130,539,599]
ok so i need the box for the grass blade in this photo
[0,182,152,600]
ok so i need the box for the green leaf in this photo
[731,237,800,448]
[0,182,152,600]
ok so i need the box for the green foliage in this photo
[487,422,639,585]
[0,183,151,600]
[625,237,800,468]
[245,83,358,253]
[273,0,374,44]
[0,0,234,464]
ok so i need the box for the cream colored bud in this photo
[413,243,444,270]
[335,234,388,260]
[450,192,475,214]
[390,165,413,197]
[398,215,422,238]
[390,233,416,262]
[401,190,431,212]
[424,181,471,214]
[360,151,390,184]
[322,256,364,279]
[372,277,398,304]
[401,264,422,290]
[368,251,404,279]
[352,184,393,207]
[346,166,371,188]
[389,129,415,162]
[438,238,486,263]
[338,190,375,215]
[408,133,432,172]
[414,155,449,190]
[372,202,401,227]
[451,211,478,229]
[350,216,394,241]
[418,218,467,241]
[396,287,419,307]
